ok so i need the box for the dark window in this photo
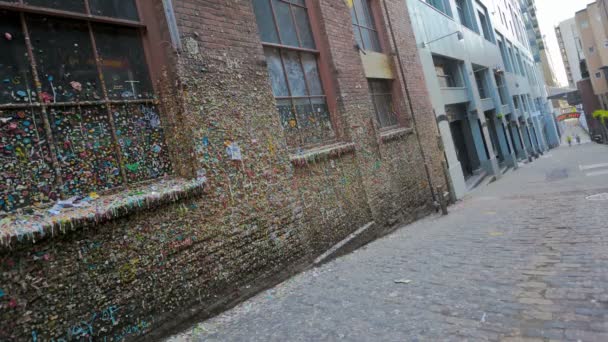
[495,74,507,105]
[253,0,335,149]
[368,79,398,128]
[25,0,86,13]
[89,0,139,21]
[475,70,488,99]
[477,11,493,42]
[350,0,381,52]
[426,0,453,17]
[497,38,512,72]
[456,0,474,30]
[93,25,153,100]
[434,56,463,88]
[0,6,171,213]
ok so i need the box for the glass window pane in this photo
[353,25,364,48]
[252,0,280,44]
[361,28,380,52]
[264,47,289,97]
[283,50,307,96]
[89,0,139,21]
[353,0,375,29]
[27,16,102,103]
[272,0,299,47]
[301,53,323,96]
[112,103,171,182]
[0,11,34,104]
[350,5,358,24]
[293,6,315,49]
[0,108,55,212]
[49,106,123,196]
[25,0,85,12]
[93,25,154,100]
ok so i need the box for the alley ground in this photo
[167,142,608,342]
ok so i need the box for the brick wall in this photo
[0,1,447,340]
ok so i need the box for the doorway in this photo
[450,120,474,178]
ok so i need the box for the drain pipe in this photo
[382,0,442,210]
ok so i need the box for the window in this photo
[368,80,398,128]
[515,50,525,77]
[426,0,453,17]
[475,2,493,42]
[590,46,595,53]
[596,72,602,79]
[474,69,488,99]
[495,74,508,105]
[253,0,334,149]
[513,95,520,109]
[433,56,463,88]
[507,45,518,74]
[497,37,512,72]
[0,4,171,213]
[456,0,475,31]
[350,0,381,52]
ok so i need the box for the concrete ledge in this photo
[290,143,356,167]
[380,127,414,143]
[0,177,206,247]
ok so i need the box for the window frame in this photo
[253,0,339,149]
[0,0,171,211]
[367,78,398,129]
[350,0,382,52]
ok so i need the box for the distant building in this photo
[521,0,559,87]
[556,18,589,87]
[576,2,608,108]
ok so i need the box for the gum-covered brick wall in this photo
[0,0,446,340]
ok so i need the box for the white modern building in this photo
[556,18,589,87]
[406,0,560,199]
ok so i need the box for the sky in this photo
[534,0,591,87]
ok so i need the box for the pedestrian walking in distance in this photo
[567,136,572,146]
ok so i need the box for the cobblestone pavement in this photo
[167,143,608,342]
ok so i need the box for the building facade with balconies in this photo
[406,0,559,199]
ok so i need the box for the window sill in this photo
[380,127,414,143]
[290,142,356,167]
[0,177,206,247]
